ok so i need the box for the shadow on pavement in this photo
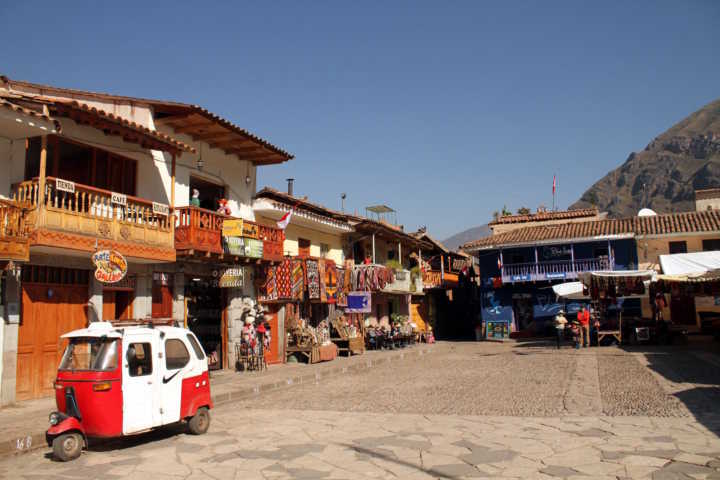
[343,443,466,479]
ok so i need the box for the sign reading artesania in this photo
[55,178,75,193]
[218,267,244,288]
[111,192,127,206]
[152,202,169,216]
[92,250,128,284]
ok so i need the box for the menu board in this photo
[485,320,510,341]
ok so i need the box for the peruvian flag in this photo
[277,210,293,230]
[553,175,556,195]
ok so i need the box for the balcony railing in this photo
[0,199,30,262]
[502,258,612,283]
[175,206,284,261]
[12,177,174,256]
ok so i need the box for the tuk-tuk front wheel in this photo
[52,432,83,461]
[188,407,210,435]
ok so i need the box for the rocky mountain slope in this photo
[571,99,720,217]
[443,224,491,251]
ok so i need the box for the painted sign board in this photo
[55,178,75,193]
[222,219,244,237]
[245,238,263,258]
[152,202,169,216]
[242,222,259,239]
[511,274,532,282]
[545,272,567,280]
[111,192,127,206]
[224,236,246,256]
[92,249,128,284]
[218,267,244,288]
[485,320,510,341]
[346,291,372,313]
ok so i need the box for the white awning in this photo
[659,251,720,276]
[552,281,588,300]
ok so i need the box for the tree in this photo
[501,205,512,216]
[517,206,531,215]
[492,211,499,221]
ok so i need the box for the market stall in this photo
[577,270,655,345]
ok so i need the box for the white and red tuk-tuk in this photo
[46,321,213,461]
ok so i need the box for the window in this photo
[187,333,206,360]
[298,238,311,258]
[165,339,190,370]
[127,342,152,377]
[320,243,330,258]
[669,241,688,254]
[702,239,720,252]
[59,338,119,372]
[387,250,395,260]
[189,176,226,211]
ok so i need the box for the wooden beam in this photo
[172,119,214,133]
[154,112,194,125]
[191,131,237,142]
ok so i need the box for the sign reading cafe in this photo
[92,249,128,284]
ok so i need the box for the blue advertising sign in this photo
[511,274,532,282]
[545,272,567,280]
[346,291,372,313]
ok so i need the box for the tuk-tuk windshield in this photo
[59,337,119,372]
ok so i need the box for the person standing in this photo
[578,305,590,347]
[554,309,568,349]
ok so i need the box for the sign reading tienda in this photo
[92,249,128,284]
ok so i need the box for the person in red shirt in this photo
[577,305,590,347]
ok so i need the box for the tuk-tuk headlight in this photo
[49,412,61,426]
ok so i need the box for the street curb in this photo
[1,345,433,458]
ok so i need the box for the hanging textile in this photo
[291,259,305,300]
[306,259,321,300]
[336,266,347,306]
[276,258,292,299]
[325,260,338,304]
[263,266,278,301]
[318,259,328,303]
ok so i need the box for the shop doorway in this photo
[189,176,226,212]
[102,289,134,321]
[17,267,90,400]
[263,305,281,364]
[512,295,534,331]
[185,276,225,370]
[671,295,697,326]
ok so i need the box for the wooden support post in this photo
[534,247,539,278]
[571,244,575,273]
[398,242,401,265]
[372,233,376,264]
[440,254,445,282]
[38,134,48,206]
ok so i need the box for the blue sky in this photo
[2,1,718,240]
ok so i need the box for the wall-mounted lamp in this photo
[197,145,204,171]
[245,175,251,185]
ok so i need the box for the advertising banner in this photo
[346,291,372,313]
[485,320,510,341]
[222,219,244,237]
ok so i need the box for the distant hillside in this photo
[443,224,491,251]
[572,99,720,216]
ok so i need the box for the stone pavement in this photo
[2,407,720,479]
[0,343,433,457]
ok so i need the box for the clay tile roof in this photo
[462,210,720,251]
[52,100,195,154]
[254,187,350,222]
[0,96,61,132]
[695,188,720,200]
[488,208,600,225]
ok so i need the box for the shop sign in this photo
[422,270,441,287]
[153,272,171,286]
[222,219,244,237]
[485,320,510,341]
[152,202,169,216]
[224,236,246,256]
[546,272,567,280]
[511,274,532,282]
[92,249,128,284]
[56,178,75,193]
[346,291,371,313]
[242,222,258,239]
[218,267,244,288]
[245,238,263,258]
[111,192,127,206]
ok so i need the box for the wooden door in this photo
[411,300,428,332]
[17,284,88,400]
[264,306,281,364]
[103,290,116,321]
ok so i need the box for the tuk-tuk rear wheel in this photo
[188,407,210,435]
[52,432,83,461]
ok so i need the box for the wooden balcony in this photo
[175,206,284,262]
[422,270,459,289]
[0,199,30,263]
[13,177,175,262]
[501,257,612,283]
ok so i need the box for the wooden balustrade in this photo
[0,199,30,262]
[10,177,175,258]
[174,206,285,260]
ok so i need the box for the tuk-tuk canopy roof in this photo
[62,321,122,339]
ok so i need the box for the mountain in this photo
[571,99,720,217]
[443,224,491,251]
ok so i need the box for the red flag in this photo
[553,175,556,195]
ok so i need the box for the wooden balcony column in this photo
[570,244,576,273]
[534,247,539,277]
